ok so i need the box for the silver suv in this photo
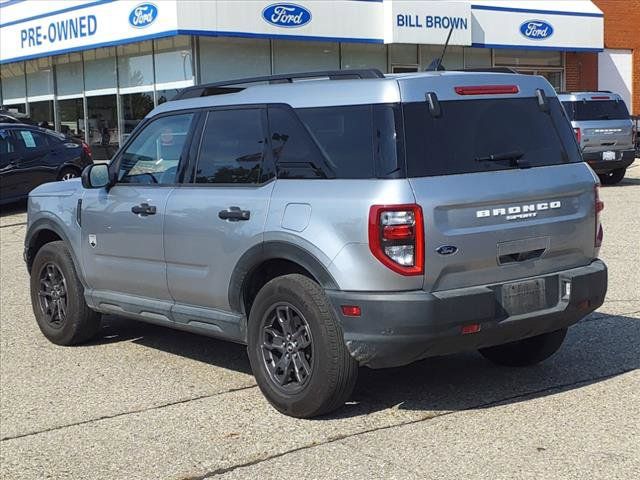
[558,91,635,185]
[25,70,607,418]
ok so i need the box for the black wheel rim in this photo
[37,262,68,329]
[260,302,313,393]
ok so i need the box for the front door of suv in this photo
[81,112,196,315]
[164,107,274,334]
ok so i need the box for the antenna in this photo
[426,24,455,71]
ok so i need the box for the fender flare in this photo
[228,240,338,314]
[25,218,86,286]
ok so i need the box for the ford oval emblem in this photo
[262,3,312,28]
[129,3,158,28]
[520,19,554,40]
[436,245,458,256]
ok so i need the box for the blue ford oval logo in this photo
[262,3,312,28]
[436,245,458,256]
[129,3,158,28]
[520,19,554,40]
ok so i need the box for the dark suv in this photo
[1,123,92,205]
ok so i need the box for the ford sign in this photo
[262,3,312,28]
[129,3,158,28]
[520,20,554,40]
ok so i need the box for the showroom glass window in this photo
[154,36,194,86]
[273,40,339,73]
[26,58,54,127]
[1,63,26,113]
[118,41,155,139]
[54,53,86,139]
[200,37,271,83]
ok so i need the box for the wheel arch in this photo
[229,241,338,317]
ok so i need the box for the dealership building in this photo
[0,0,634,160]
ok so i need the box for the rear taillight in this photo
[82,142,92,159]
[368,204,424,276]
[454,85,519,95]
[574,127,582,144]
[595,184,604,248]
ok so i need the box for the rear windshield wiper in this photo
[475,150,525,167]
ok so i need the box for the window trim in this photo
[186,104,275,188]
[110,108,202,187]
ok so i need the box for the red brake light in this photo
[574,127,582,144]
[595,185,604,248]
[368,204,424,276]
[82,142,92,159]
[341,305,361,317]
[454,85,519,96]
[591,96,610,100]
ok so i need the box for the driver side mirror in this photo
[81,163,113,189]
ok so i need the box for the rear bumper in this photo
[327,260,607,369]
[583,149,635,173]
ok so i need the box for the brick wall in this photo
[593,0,640,113]
[566,52,598,91]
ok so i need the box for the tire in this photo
[247,274,358,418]
[479,328,567,367]
[58,167,80,181]
[598,168,626,185]
[30,241,101,345]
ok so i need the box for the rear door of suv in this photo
[163,106,274,335]
[402,80,599,294]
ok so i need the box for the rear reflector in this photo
[341,305,361,317]
[454,85,519,96]
[461,324,481,335]
[574,127,582,144]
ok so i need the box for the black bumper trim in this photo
[582,149,636,173]
[327,260,607,369]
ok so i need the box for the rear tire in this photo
[247,274,358,418]
[598,168,626,185]
[58,167,80,181]
[30,241,101,345]
[478,328,567,367]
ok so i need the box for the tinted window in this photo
[268,106,328,179]
[13,129,49,150]
[118,113,194,185]
[196,109,266,184]
[404,97,582,177]
[562,99,630,121]
[0,129,15,156]
[295,104,403,179]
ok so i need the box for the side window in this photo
[268,106,328,179]
[195,108,266,184]
[0,129,15,158]
[117,113,194,185]
[12,129,49,150]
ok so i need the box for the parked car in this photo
[0,123,93,205]
[558,92,635,184]
[0,108,38,125]
[24,70,607,418]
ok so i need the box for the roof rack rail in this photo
[461,67,520,74]
[174,69,385,100]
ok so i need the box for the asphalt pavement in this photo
[0,166,638,480]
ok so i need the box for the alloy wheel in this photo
[61,171,77,181]
[260,302,313,393]
[37,262,68,329]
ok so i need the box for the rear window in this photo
[404,97,582,178]
[562,99,630,121]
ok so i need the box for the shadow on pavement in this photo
[0,199,27,217]
[89,312,639,418]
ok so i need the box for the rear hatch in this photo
[562,97,634,154]
[403,88,599,292]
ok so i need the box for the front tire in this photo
[479,328,567,367]
[247,274,358,418]
[58,167,80,181]
[598,168,626,185]
[30,241,101,345]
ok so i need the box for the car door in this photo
[0,128,23,202]
[164,106,274,334]
[81,111,197,317]
[10,127,57,194]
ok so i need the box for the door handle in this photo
[131,203,157,216]
[218,206,250,221]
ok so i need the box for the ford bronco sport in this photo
[25,69,607,418]
[558,91,635,185]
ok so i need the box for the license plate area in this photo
[602,151,616,161]
[501,278,546,316]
